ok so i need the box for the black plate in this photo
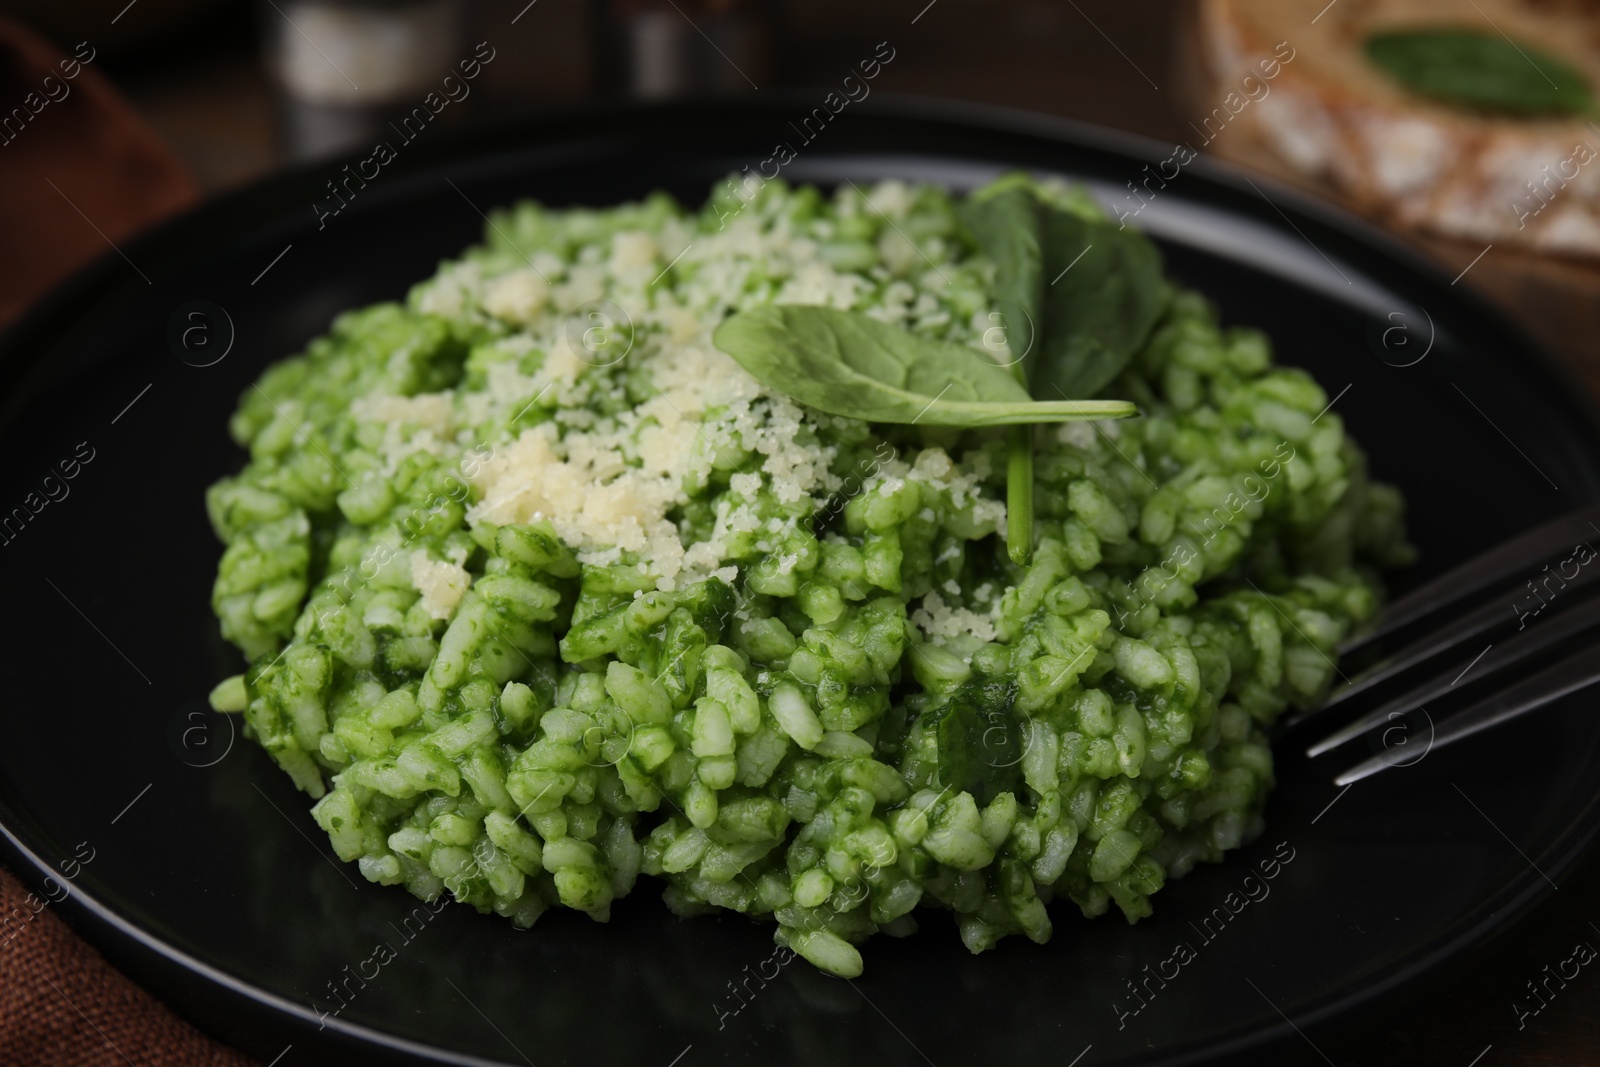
[3,97,1598,1067]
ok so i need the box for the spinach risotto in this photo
[206,175,1411,976]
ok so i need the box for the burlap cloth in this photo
[0,16,253,1065]
[0,867,252,1066]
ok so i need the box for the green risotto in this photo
[206,175,1411,976]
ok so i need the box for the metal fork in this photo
[1290,502,1600,786]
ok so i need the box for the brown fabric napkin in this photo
[0,16,251,1066]
[0,866,254,1066]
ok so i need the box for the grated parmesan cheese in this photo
[909,591,1000,646]
[482,269,551,326]
[400,179,1006,599]
[410,550,471,619]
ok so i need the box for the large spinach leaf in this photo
[711,305,1136,427]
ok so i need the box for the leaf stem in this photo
[1006,425,1033,565]
[1003,296,1034,566]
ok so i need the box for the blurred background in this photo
[1,0,1185,186]
[2,0,1600,1063]
[0,0,1180,323]
[5,0,1600,371]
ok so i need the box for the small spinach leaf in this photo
[1366,29,1596,117]
[1033,209,1167,400]
[959,176,1166,401]
[711,305,1137,426]
[935,678,1022,805]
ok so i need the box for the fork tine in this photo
[1305,591,1600,756]
[1340,502,1600,655]
[1312,559,1600,717]
[1331,646,1600,785]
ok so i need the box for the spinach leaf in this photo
[959,183,1046,564]
[957,176,1166,560]
[1032,209,1167,400]
[1366,29,1597,117]
[957,182,1044,368]
[935,678,1022,805]
[959,177,1166,401]
[711,305,1137,426]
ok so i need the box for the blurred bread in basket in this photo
[1194,0,1600,260]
